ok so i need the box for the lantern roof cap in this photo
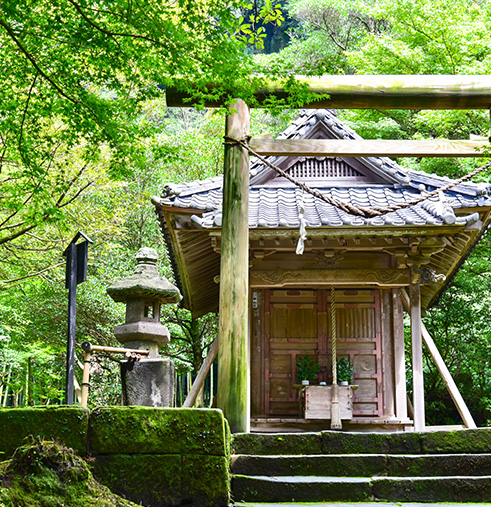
[107,247,181,304]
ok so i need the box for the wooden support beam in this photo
[167,75,491,109]
[251,268,409,287]
[409,277,425,431]
[183,337,219,408]
[400,289,477,429]
[249,138,490,158]
[217,99,251,433]
[392,289,408,422]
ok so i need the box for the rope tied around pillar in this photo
[223,135,491,218]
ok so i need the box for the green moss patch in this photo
[232,475,372,503]
[93,454,229,507]
[372,476,491,502]
[422,428,491,454]
[321,431,385,454]
[181,454,230,506]
[232,432,323,455]
[232,454,387,477]
[321,430,422,454]
[0,406,88,459]
[0,438,137,507]
[92,454,182,506]
[89,407,228,456]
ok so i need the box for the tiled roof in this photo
[156,109,491,229]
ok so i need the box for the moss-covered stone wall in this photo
[0,406,230,507]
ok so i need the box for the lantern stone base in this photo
[121,358,175,407]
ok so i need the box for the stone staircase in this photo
[231,429,491,503]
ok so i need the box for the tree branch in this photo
[18,72,39,157]
[0,261,64,287]
[67,0,163,47]
[0,18,78,104]
[58,180,94,208]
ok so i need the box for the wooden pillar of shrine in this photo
[393,289,408,421]
[216,99,251,433]
[410,276,425,431]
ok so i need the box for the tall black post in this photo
[65,242,77,405]
[63,232,92,405]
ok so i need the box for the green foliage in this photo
[256,0,384,73]
[337,357,354,383]
[236,0,285,50]
[349,0,491,74]
[423,255,491,426]
[342,0,491,177]
[295,354,320,383]
[164,309,218,374]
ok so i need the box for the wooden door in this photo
[262,288,383,418]
[332,290,383,417]
[264,290,327,416]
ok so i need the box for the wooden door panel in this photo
[353,354,377,374]
[265,290,321,416]
[270,353,292,373]
[263,288,384,418]
[337,307,375,338]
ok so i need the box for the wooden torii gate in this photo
[168,75,491,433]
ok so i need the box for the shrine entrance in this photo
[253,288,384,420]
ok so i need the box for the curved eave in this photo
[156,201,491,317]
[427,208,491,308]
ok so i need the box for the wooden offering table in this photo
[298,385,357,421]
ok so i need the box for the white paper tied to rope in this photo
[296,198,307,255]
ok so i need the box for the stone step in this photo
[231,453,491,477]
[231,475,491,503]
[232,475,372,503]
[233,428,491,456]
[234,503,491,507]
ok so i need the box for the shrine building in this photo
[152,109,491,432]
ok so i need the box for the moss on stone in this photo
[232,454,387,477]
[181,454,230,506]
[320,430,422,455]
[422,428,491,454]
[232,475,372,503]
[232,432,323,455]
[0,406,88,459]
[89,407,228,456]
[387,454,491,477]
[372,476,491,503]
[0,438,138,507]
[223,418,232,461]
[0,406,232,506]
[92,454,182,506]
[382,432,422,453]
[321,431,386,454]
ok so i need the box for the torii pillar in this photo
[216,99,251,433]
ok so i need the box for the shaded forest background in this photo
[2,0,491,425]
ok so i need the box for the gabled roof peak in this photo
[157,108,491,203]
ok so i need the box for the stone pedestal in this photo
[121,358,175,407]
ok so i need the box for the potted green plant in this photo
[337,358,354,385]
[296,354,320,385]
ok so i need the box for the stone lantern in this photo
[107,247,181,406]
